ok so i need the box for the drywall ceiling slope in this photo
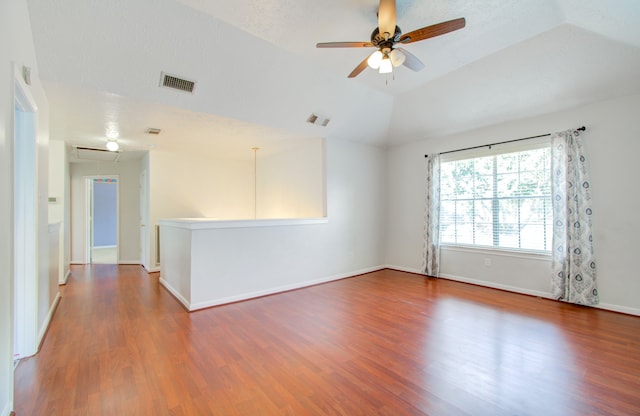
[26,0,640,150]
[46,83,326,160]
[177,0,568,94]
[388,24,640,144]
[559,0,640,48]
[27,0,393,149]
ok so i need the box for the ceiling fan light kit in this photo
[379,56,393,74]
[389,49,405,67]
[367,50,383,69]
[316,0,466,78]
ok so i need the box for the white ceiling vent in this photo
[160,72,196,93]
[307,113,330,127]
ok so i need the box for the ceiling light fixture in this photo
[106,139,119,152]
[389,49,406,67]
[367,48,405,75]
[367,50,383,69]
[379,55,393,74]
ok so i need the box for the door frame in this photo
[139,169,150,270]
[84,176,119,264]
[13,63,39,359]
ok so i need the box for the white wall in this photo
[48,140,66,223]
[160,137,387,308]
[48,140,70,282]
[0,0,51,413]
[258,140,325,219]
[149,138,326,268]
[386,93,640,315]
[150,149,253,220]
[70,159,142,264]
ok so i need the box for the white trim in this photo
[189,265,384,311]
[85,175,120,264]
[1,402,11,416]
[118,261,141,265]
[597,303,640,317]
[386,265,553,297]
[159,217,328,230]
[69,261,85,265]
[84,178,91,263]
[93,244,116,249]
[158,277,191,310]
[37,292,61,350]
[438,272,553,298]
[386,265,640,317]
[144,265,160,273]
[441,244,551,261]
[161,266,385,312]
[12,62,39,359]
[384,264,423,275]
[60,269,71,285]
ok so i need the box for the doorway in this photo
[13,65,39,360]
[139,169,149,270]
[85,177,119,264]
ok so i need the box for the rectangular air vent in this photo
[160,72,196,93]
[307,113,330,127]
[146,128,162,135]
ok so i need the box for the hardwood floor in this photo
[13,266,640,415]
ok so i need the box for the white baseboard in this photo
[385,265,640,317]
[161,265,386,312]
[384,265,423,275]
[37,291,62,351]
[59,268,71,285]
[158,277,191,310]
[598,302,640,317]
[387,264,553,298]
[438,272,553,299]
[142,263,160,272]
[118,261,141,265]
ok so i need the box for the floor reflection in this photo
[424,297,578,416]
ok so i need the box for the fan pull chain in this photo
[385,72,395,86]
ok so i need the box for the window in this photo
[439,141,552,252]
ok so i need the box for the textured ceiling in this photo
[26,0,640,155]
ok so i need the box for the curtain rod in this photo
[424,126,586,158]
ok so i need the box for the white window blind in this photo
[439,141,552,252]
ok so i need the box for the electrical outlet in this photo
[484,258,491,267]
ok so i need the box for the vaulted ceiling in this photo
[26,0,640,159]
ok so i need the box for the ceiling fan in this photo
[316,0,466,78]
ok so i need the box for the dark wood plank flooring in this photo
[13,265,640,415]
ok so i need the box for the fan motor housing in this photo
[371,26,402,47]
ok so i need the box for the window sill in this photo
[440,244,551,261]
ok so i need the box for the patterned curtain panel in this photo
[422,154,441,277]
[550,129,599,305]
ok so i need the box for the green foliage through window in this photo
[439,146,552,252]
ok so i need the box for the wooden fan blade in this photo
[378,0,397,40]
[399,17,466,44]
[396,48,425,72]
[316,41,374,48]
[348,54,372,78]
